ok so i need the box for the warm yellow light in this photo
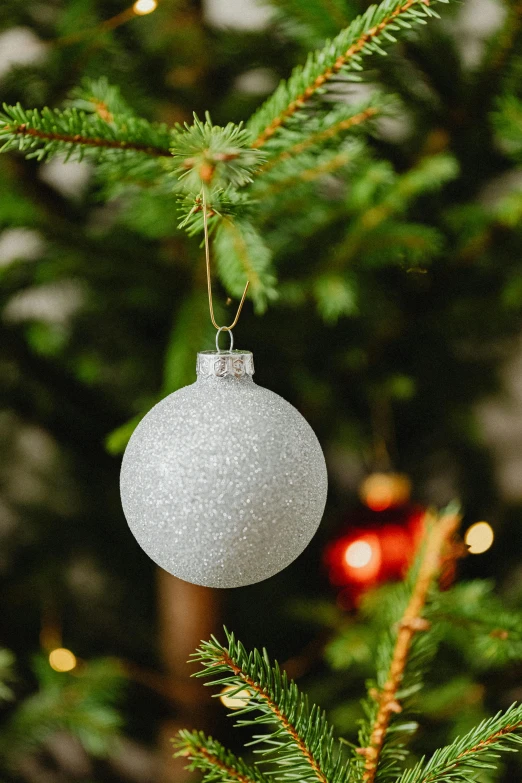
[49,647,77,672]
[359,472,411,511]
[465,521,494,555]
[220,685,251,710]
[344,540,373,569]
[133,0,157,15]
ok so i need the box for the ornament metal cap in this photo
[196,350,254,379]
[196,326,254,379]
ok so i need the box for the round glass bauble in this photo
[120,350,328,588]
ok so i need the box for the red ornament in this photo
[324,500,426,609]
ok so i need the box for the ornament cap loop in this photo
[196,350,254,379]
[216,326,234,353]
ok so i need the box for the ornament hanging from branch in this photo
[120,193,328,588]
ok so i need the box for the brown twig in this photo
[259,106,379,173]
[220,650,329,783]
[360,512,461,783]
[252,0,429,148]
[7,124,172,157]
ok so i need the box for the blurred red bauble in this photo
[324,474,426,608]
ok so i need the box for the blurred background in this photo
[1,0,522,780]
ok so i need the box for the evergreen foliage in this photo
[2,0,522,780]
[0,102,173,161]
[246,0,447,146]
[176,514,522,783]
[187,630,352,783]
[396,706,522,783]
[176,730,271,783]
[0,654,124,768]
[0,0,457,324]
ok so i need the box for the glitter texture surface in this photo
[120,351,328,588]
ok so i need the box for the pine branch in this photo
[214,218,277,313]
[331,153,457,268]
[247,0,446,148]
[6,125,171,157]
[170,114,264,194]
[68,77,136,122]
[0,104,173,162]
[178,191,254,236]
[174,730,269,783]
[0,656,124,761]
[397,704,522,783]
[222,653,326,783]
[255,142,363,201]
[191,630,352,783]
[313,273,358,322]
[259,102,381,172]
[358,511,460,783]
[429,580,522,666]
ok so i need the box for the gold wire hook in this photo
[202,189,249,332]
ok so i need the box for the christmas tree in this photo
[1,0,522,780]
[175,511,522,783]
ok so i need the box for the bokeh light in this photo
[344,540,373,568]
[49,647,77,672]
[359,473,412,511]
[220,685,251,710]
[465,521,494,554]
[133,0,157,15]
[339,533,382,584]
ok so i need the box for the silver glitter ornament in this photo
[120,345,328,588]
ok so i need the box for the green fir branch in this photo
[397,704,522,783]
[257,95,387,166]
[356,511,460,783]
[174,730,270,783]
[429,580,522,666]
[170,114,264,194]
[0,656,124,763]
[214,218,277,313]
[247,0,447,148]
[178,190,255,235]
[313,273,359,323]
[0,103,173,162]
[254,141,364,203]
[180,514,522,783]
[68,76,136,121]
[191,629,353,783]
[331,153,458,268]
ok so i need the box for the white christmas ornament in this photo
[120,341,328,588]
